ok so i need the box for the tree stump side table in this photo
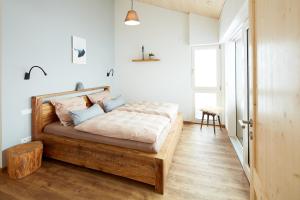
[6,141,43,179]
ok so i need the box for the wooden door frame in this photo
[249,0,257,199]
[249,0,267,199]
[228,17,251,182]
[240,22,251,181]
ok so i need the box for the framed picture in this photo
[72,36,86,64]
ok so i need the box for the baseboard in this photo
[229,136,243,165]
[183,120,226,128]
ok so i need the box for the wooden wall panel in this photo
[136,0,225,19]
[253,0,300,199]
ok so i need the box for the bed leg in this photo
[154,158,164,194]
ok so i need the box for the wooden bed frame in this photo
[31,86,183,194]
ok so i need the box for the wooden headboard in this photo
[31,86,110,140]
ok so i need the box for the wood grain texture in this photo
[248,0,257,199]
[250,0,300,199]
[31,97,43,140]
[0,168,6,175]
[0,124,249,200]
[32,87,183,194]
[32,87,109,140]
[154,158,164,194]
[136,0,225,19]
[6,141,43,179]
[39,115,183,194]
[33,86,110,99]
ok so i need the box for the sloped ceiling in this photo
[136,0,225,19]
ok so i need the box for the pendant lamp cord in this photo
[131,0,133,10]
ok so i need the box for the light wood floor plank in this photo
[0,124,249,200]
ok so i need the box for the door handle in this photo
[238,119,254,129]
[238,120,246,129]
[243,119,253,127]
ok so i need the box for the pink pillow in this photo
[87,90,111,108]
[51,97,87,126]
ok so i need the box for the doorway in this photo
[232,23,251,179]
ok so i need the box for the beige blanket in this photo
[75,110,170,144]
[117,101,178,122]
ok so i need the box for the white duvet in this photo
[75,110,170,144]
[116,101,179,122]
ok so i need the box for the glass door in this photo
[235,34,245,145]
[233,24,251,179]
[192,45,221,123]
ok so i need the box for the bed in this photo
[31,86,183,194]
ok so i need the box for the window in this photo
[192,46,221,121]
[194,48,218,88]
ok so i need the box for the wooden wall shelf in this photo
[132,59,160,62]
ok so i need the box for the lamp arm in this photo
[29,66,47,76]
[24,65,47,80]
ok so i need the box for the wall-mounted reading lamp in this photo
[24,66,47,80]
[107,68,114,77]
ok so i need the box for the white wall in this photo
[114,0,221,121]
[115,0,192,120]
[0,0,224,167]
[0,0,222,167]
[189,13,219,45]
[219,0,247,42]
[0,0,3,168]
[223,43,236,136]
[1,0,115,165]
[219,0,248,136]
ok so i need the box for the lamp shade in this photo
[124,10,140,26]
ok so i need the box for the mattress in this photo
[43,121,170,153]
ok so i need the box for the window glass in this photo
[194,49,217,88]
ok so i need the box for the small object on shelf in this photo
[149,52,155,59]
[132,58,160,62]
[6,141,43,179]
[132,46,160,62]
[142,46,145,60]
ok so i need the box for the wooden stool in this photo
[6,141,43,179]
[200,107,223,134]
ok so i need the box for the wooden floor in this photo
[0,124,249,200]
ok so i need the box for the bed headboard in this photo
[31,86,110,140]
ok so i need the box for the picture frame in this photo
[72,36,86,64]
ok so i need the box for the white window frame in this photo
[191,45,222,122]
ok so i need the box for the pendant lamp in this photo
[124,0,140,26]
